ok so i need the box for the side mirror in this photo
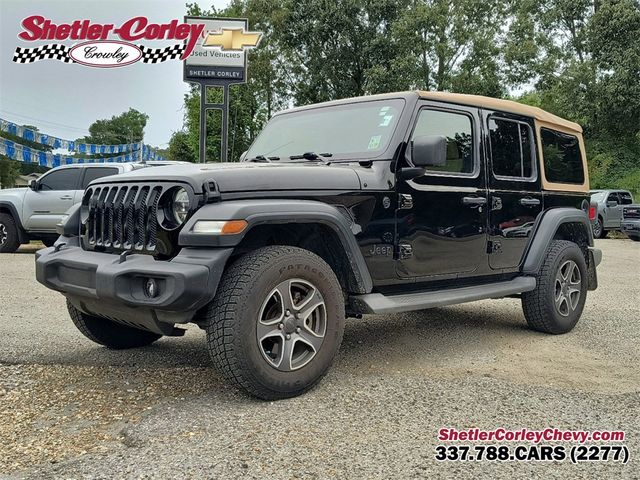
[28,179,38,191]
[239,151,248,162]
[411,135,447,167]
[606,200,618,208]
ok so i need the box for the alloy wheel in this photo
[0,223,7,246]
[257,278,327,371]
[554,260,582,317]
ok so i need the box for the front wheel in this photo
[202,246,345,400]
[628,235,640,242]
[0,213,20,253]
[67,301,162,349]
[522,240,588,334]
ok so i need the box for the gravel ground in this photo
[0,239,638,479]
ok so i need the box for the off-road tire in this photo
[202,246,345,400]
[522,240,588,334]
[41,236,57,248]
[67,300,162,349]
[592,218,607,239]
[0,213,20,253]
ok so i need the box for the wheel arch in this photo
[0,201,28,243]
[179,199,373,294]
[522,207,593,275]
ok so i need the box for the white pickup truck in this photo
[0,162,178,252]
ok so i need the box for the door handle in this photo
[520,198,541,207]
[462,196,487,207]
[60,195,73,200]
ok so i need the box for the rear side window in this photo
[541,128,584,184]
[411,109,475,175]
[488,117,534,179]
[619,192,634,205]
[81,167,119,189]
[39,168,81,191]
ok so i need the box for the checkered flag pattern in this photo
[12,44,75,64]
[139,44,186,63]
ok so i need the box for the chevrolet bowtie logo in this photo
[202,28,262,51]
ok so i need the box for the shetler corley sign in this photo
[183,17,261,83]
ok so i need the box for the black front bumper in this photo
[36,237,232,334]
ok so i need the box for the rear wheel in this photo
[202,246,345,400]
[0,213,20,253]
[592,218,606,239]
[522,240,588,334]
[67,301,162,349]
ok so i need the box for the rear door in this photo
[22,167,82,231]
[396,102,488,279]
[484,112,543,270]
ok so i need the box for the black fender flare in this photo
[0,201,28,243]
[522,207,593,275]
[178,199,373,293]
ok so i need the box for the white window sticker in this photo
[379,115,394,127]
[368,135,382,150]
[379,106,390,115]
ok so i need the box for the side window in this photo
[488,117,534,179]
[38,168,81,191]
[541,128,585,184]
[607,192,620,204]
[81,167,119,189]
[411,109,474,175]
[619,192,633,205]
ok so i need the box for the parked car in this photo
[589,189,634,238]
[36,91,601,400]
[0,161,183,252]
[621,203,640,241]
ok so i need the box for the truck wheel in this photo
[0,213,20,253]
[628,235,640,242]
[67,301,162,349]
[522,240,588,334]
[592,218,606,239]
[203,246,345,400]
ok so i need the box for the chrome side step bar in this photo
[353,277,536,314]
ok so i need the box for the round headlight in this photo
[172,188,190,225]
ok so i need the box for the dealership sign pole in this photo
[183,17,261,163]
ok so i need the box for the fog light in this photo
[145,278,158,298]
[192,219,248,235]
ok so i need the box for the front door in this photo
[396,103,488,279]
[484,113,543,270]
[23,167,82,231]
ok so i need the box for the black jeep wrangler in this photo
[36,91,602,399]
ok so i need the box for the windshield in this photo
[246,99,405,161]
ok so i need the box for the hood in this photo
[0,188,27,201]
[88,162,362,193]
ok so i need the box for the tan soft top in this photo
[418,91,582,133]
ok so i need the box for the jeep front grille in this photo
[623,206,640,219]
[80,182,192,256]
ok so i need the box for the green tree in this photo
[0,125,51,188]
[78,108,149,150]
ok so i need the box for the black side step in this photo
[353,277,536,314]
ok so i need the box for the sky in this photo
[0,0,231,148]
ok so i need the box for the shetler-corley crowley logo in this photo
[12,15,261,67]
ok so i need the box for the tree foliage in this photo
[169,0,640,195]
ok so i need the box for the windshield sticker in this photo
[379,106,390,115]
[368,135,382,150]
[379,115,394,127]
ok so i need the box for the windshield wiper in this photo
[288,152,333,165]
[246,155,281,163]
